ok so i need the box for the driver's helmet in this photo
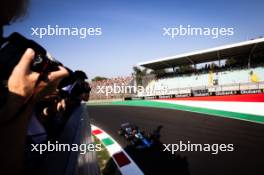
[132,128,138,134]
[126,127,132,133]
[135,132,143,139]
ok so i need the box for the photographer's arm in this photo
[0,49,38,122]
[0,48,69,174]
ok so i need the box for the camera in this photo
[0,32,63,82]
[0,32,69,107]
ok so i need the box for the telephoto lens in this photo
[0,32,63,82]
[0,32,71,108]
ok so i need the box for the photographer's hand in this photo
[0,48,69,174]
[8,48,69,101]
[0,48,39,122]
[1,48,69,121]
[8,48,39,97]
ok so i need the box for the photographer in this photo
[0,0,69,174]
[33,93,68,141]
[80,81,91,102]
[32,72,91,142]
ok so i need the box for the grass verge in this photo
[93,136,121,175]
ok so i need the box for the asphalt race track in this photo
[87,105,264,175]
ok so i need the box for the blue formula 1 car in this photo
[118,123,153,149]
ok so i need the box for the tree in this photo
[92,76,108,81]
[226,57,237,67]
[132,66,148,86]
[150,69,166,77]
[179,65,193,73]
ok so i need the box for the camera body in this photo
[0,32,65,107]
[0,32,62,83]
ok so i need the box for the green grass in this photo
[93,136,121,175]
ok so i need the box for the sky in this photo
[4,0,264,79]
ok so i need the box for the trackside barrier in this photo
[88,98,123,104]
[39,104,100,175]
[139,82,264,97]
